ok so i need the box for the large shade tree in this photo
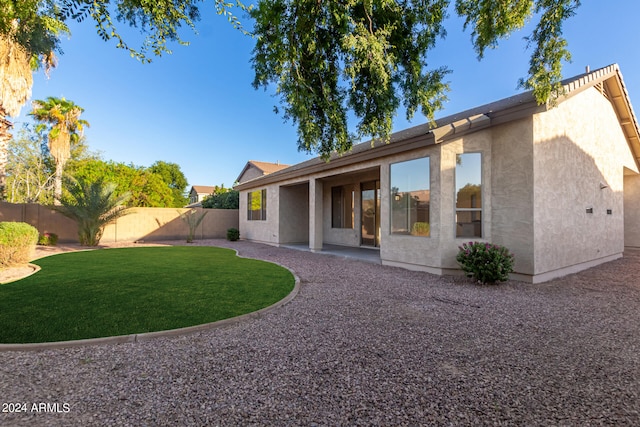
[1,1,582,166]
[29,97,89,203]
[251,0,582,159]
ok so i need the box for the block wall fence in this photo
[0,202,239,243]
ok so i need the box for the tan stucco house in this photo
[235,64,640,283]
[187,185,217,206]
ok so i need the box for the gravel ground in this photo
[1,240,639,426]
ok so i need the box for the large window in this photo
[331,186,354,228]
[455,153,482,237]
[247,189,267,221]
[390,157,430,236]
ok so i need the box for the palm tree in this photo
[30,97,89,203]
[55,177,131,246]
[0,36,34,200]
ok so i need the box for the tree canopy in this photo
[1,0,245,63]
[2,0,582,162]
[149,160,189,207]
[69,159,189,208]
[252,0,581,159]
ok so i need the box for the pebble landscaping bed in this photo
[1,240,639,426]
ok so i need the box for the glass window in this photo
[455,153,482,237]
[247,189,267,221]
[390,157,430,236]
[331,186,354,228]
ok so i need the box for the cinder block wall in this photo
[0,202,239,243]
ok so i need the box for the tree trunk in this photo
[53,158,63,205]
[0,115,13,201]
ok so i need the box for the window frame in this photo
[389,156,431,237]
[247,189,267,221]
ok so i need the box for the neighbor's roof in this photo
[235,160,290,184]
[190,185,216,194]
[235,64,640,191]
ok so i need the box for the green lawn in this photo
[0,246,295,344]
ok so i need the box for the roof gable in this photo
[190,185,216,195]
[236,161,290,184]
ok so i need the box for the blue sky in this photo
[14,1,640,188]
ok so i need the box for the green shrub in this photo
[38,232,59,246]
[411,222,430,236]
[227,228,240,241]
[0,222,39,268]
[202,190,239,209]
[456,241,514,285]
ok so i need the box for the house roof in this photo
[235,160,291,184]
[235,64,640,191]
[190,185,216,195]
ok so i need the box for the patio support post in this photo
[309,178,323,252]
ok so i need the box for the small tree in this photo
[55,178,130,246]
[179,209,207,243]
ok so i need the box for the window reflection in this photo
[390,157,430,237]
[455,153,482,237]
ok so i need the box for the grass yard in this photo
[0,246,295,344]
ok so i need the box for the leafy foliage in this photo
[54,177,131,246]
[456,241,514,285]
[6,126,55,204]
[2,0,583,163]
[457,0,581,105]
[7,124,97,204]
[0,0,68,69]
[149,160,189,207]
[54,0,247,62]
[252,0,582,158]
[0,221,39,268]
[251,0,450,160]
[69,159,181,207]
[202,189,239,209]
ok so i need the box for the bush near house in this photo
[0,222,39,268]
[456,241,514,285]
[227,227,240,241]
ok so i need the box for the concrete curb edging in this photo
[0,263,41,285]
[0,248,300,352]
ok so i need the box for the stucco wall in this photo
[490,117,536,275]
[238,165,264,184]
[532,87,635,275]
[379,147,442,270]
[0,202,239,243]
[624,173,640,247]
[238,185,280,244]
[279,184,310,244]
[437,130,493,270]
